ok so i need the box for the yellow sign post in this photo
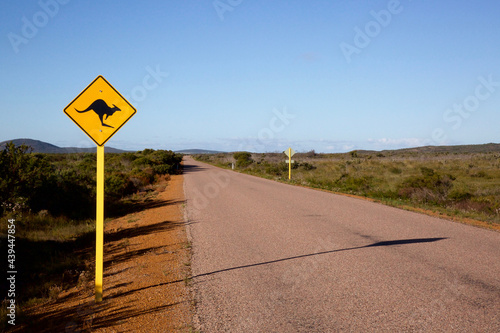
[284,147,296,180]
[64,75,136,302]
[95,145,104,301]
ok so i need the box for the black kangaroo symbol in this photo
[75,99,121,128]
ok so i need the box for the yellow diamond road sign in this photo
[64,75,136,146]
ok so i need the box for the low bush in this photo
[397,167,455,203]
[301,162,316,171]
[105,172,136,199]
[233,151,253,168]
[337,174,373,193]
[0,144,182,218]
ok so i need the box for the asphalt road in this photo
[183,156,500,332]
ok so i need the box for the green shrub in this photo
[0,145,183,219]
[194,154,210,162]
[389,167,402,174]
[233,151,253,168]
[398,168,455,203]
[447,182,474,201]
[151,150,182,174]
[31,167,95,219]
[471,170,488,178]
[132,156,153,167]
[105,172,136,199]
[448,190,473,201]
[301,162,316,171]
[130,167,155,187]
[77,153,96,173]
[132,150,181,175]
[336,174,373,193]
[121,152,138,162]
[0,143,56,215]
[262,162,288,176]
[153,164,173,175]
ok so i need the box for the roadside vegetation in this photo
[0,142,182,330]
[194,149,500,227]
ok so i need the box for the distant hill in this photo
[349,143,500,155]
[387,143,500,154]
[364,143,500,155]
[0,139,128,154]
[176,149,226,154]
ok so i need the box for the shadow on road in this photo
[182,163,209,174]
[193,237,448,278]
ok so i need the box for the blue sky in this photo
[1,0,499,153]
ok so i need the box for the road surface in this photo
[183,156,500,332]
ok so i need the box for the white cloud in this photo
[366,138,431,150]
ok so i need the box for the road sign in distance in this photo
[284,148,296,158]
